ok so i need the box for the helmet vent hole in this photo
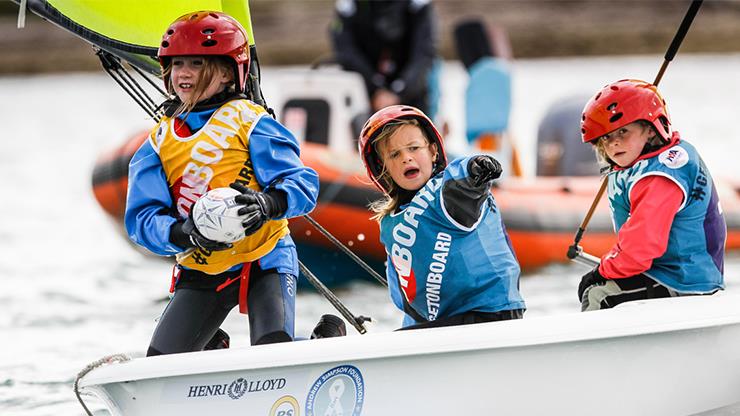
[594,92,602,100]
[209,12,220,19]
[581,114,585,121]
[202,28,215,35]
[610,86,619,91]
[161,41,170,48]
[202,40,218,47]
[581,128,586,134]
[607,102,618,111]
[609,113,623,123]
[167,29,174,35]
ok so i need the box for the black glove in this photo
[468,155,503,187]
[230,183,287,236]
[577,266,608,301]
[169,210,233,252]
[310,314,347,339]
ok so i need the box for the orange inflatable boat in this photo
[92,132,740,273]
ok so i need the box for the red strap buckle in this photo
[169,265,181,293]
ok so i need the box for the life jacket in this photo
[608,136,725,293]
[149,99,289,274]
[380,157,525,322]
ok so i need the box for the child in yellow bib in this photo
[124,11,319,355]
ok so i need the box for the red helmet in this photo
[581,79,671,143]
[158,11,250,93]
[358,105,447,194]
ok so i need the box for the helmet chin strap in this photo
[641,133,670,156]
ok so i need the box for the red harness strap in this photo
[215,263,251,314]
[169,265,181,294]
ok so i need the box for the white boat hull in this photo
[80,293,740,415]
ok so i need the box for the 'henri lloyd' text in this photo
[187,377,286,399]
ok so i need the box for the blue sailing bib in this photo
[380,158,525,322]
[607,140,725,293]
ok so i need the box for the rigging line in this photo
[97,50,160,114]
[298,260,369,334]
[303,214,388,287]
[98,58,154,118]
[118,66,159,110]
[97,51,158,120]
[106,69,156,120]
[127,59,168,98]
[115,61,162,111]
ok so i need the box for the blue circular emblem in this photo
[305,365,364,416]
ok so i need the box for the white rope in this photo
[73,353,131,415]
[17,0,27,29]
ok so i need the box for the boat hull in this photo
[80,293,740,415]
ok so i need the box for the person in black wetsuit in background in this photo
[330,0,437,115]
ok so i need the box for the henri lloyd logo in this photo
[186,377,286,400]
[227,378,248,399]
[305,365,364,416]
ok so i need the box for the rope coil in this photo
[74,353,131,415]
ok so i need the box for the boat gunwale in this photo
[79,293,740,388]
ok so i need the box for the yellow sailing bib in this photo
[149,99,289,274]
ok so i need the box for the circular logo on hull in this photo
[305,365,364,416]
[271,395,299,416]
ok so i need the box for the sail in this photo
[16,0,255,75]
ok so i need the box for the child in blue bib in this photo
[358,105,525,328]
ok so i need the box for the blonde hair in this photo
[367,118,434,221]
[593,120,663,166]
[162,56,234,118]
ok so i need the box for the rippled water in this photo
[1,54,739,415]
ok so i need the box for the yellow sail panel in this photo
[45,0,255,48]
[222,0,255,45]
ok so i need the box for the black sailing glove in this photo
[230,182,288,236]
[468,155,503,187]
[577,266,608,301]
[169,209,233,252]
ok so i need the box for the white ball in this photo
[191,187,246,243]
